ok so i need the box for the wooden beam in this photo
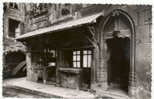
[85,36,97,48]
[87,26,100,50]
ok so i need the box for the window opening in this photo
[43,49,56,67]
[73,51,80,68]
[9,3,18,9]
[8,19,20,38]
[61,8,70,16]
[72,50,92,68]
[83,50,92,68]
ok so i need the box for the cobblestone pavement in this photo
[3,78,130,99]
[3,77,95,98]
[3,86,52,98]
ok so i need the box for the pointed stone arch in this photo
[99,9,136,96]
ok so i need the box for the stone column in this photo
[129,61,136,97]
[91,41,108,90]
[129,72,136,97]
[129,33,136,97]
[98,40,108,90]
[91,47,98,89]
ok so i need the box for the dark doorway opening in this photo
[80,67,91,90]
[106,36,130,92]
[3,51,26,79]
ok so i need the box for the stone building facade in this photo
[3,3,26,78]
[15,4,151,99]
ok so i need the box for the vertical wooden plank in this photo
[56,50,63,86]
[26,50,32,81]
[55,50,60,86]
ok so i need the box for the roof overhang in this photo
[16,12,104,40]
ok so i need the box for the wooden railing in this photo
[12,61,26,75]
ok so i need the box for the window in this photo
[30,3,48,17]
[4,3,7,12]
[143,7,152,42]
[73,51,81,68]
[9,3,18,9]
[8,19,20,38]
[83,50,92,68]
[61,8,70,16]
[144,9,152,25]
[44,49,56,67]
[72,50,92,68]
[60,4,72,16]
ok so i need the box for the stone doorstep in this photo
[96,90,131,99]
[3,85,61,98]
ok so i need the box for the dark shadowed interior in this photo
[106,37,130,92]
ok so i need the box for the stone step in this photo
[96,90,130,99]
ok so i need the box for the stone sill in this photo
[32,66,55,70]
[59,68,81,74]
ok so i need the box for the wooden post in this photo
[26,49,32,81]
[56,50,61,86]
[91,48,96,83]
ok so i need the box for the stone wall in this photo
[59,72,80,89]
[135,6,152,99]
[90,5,151,99]
[3,3,26,78]
[24,4,85,33]
[21,4,151,99]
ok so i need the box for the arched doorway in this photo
[102,9,135,93]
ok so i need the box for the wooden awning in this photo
[16,12,103,40]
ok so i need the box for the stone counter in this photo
[59,68,82,89]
